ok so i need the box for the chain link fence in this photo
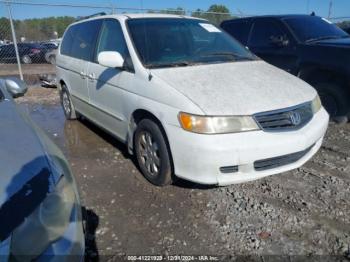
[0,1,348,86]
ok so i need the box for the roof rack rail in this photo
[76,12,107,21]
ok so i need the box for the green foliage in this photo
[191,5,232,26]
[0,16,75,41]
[0,4,234,42]
[147,7,186,15]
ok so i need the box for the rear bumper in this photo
[165,108,329,186]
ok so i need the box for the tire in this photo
[134,119,173,186]
[22,55,32,64]
[60,86,77,120]
[314,82,349,123]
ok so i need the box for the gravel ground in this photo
[16,87,350,261]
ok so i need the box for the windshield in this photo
[284,16,348,43]
[127,18,256,68]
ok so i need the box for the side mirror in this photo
[5,78,27,98]
[270,35,289,47]
[98,51,125,68]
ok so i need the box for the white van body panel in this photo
[152,60,317,115]
[56,14,329,185]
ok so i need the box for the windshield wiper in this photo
[200,52,254,61]
[305,35,344,43]
[146,61,197,68]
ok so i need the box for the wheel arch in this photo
[58,79,67,93]
[127,109,174,173]
[127,109,168,151]
[298,66,348,87]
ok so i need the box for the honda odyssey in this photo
[56,14,329,186]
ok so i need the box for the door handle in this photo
[88,73,95,81]
[80,71,87,79]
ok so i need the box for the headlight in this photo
[11,175,75,261]
[311,95,322,114]
[178,112,260,134]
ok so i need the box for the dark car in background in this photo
[0,78,84,260]
[0,43,48,64]
[40,42,59,50]
[221,15,350,122]
[343,27,350,34]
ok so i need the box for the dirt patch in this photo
[17,87,350,260]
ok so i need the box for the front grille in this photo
[254,144,314,171]
[254,103,313,131]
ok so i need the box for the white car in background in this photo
[56,14,329,186]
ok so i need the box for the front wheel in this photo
[134,119,173,186]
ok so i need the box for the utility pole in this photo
[328,0,333,18]
[6,0,23,80]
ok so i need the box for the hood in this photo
[0,99,51,206]
[0,95,52,241]
[152,61,316,115]
[310,37,350,48]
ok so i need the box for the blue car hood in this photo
[311,37,350,48]
[0,96,52,241]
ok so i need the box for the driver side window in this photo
[249,19,288,48]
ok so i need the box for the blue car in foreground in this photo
[0,78,84,261]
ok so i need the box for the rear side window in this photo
[222,20,252,45]
[96,19,129,60]
[61,26,75,56]
[249,19,286,47]
[61,19,102,61]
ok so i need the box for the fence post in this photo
[6,1,23,80]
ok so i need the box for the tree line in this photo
[0,4,349,43]
[0,16,75,42]
[0,4,231,42]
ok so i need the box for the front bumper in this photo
[165,108,329,186]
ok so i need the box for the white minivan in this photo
[56,14,329,186]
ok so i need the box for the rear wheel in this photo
[134,119,173,186]
[22,55,32,64]
[60,85,77,120]
[314,82,349,124]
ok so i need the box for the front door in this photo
[87,19,134,140]
[248,18,298,74]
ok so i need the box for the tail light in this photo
[30,48,41,54]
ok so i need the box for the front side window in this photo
[96,19,130,61]
[222,20,252,45]
[284,16,348,43]
[127,18,256,68]
[249,19,287,47]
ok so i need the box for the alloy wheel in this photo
[62,92,71,116]
[138,131,161,176]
